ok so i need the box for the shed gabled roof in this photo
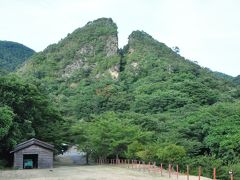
[11,138,54,153]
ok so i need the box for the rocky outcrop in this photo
[105,36,118,57]
[76,45,94,56]
[131,62,139,69]
[62,59,85,78]
[108,65,120,79]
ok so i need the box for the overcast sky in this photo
[0,0,239,76]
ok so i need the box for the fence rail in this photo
[96,158,237,180]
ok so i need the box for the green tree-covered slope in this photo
[0,75,64,167]
[213,71,240,85]
[18,18,238,120]
[233,75,240,85]
[213,71,234,81]
[0,41,35,73]
[13,18,240,178]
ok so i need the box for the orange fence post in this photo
[168,164,171,178]
[229,170,233,180]
[148,162,151,173]
[160,163,162,176]
[187,165,189,180]
[176,164,179,179]
[153,162,156,174]
[213,167,216,180]
[198,166,201,180]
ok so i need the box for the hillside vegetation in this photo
[0,75,63,167]
[0,41,35,74]
[0,18,240,178]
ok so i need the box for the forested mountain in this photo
[18,18,238,120]
[213,71,240,85]
[213,71,234,81]
[0,41,35,74]
[233,75,240,85]
[1,18,240,178]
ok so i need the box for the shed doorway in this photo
[23,154,38,169]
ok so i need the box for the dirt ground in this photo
[0,165,211,180]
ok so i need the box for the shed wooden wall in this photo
[14,145,53,169]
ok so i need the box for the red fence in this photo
[96,158,235,180]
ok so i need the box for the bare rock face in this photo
[62,34,119,79]
[62,45,94,78]
[131,62,139,69]
[105,36,118,57]
[62,59,85,78]
[108,64,120,79]
[76,45,94,56]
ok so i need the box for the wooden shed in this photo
[11,138,54,169]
